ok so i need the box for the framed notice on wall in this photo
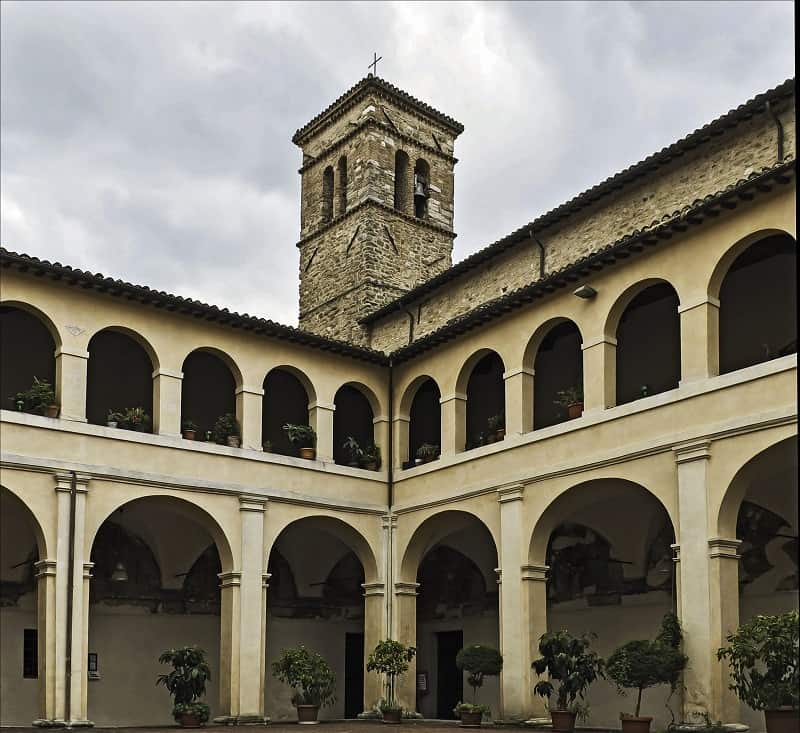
[416,670,428,693]
[88,653,100,680]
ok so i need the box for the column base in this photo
[65,721,94,729]
[33,720,66,728]
[213,715,270,725]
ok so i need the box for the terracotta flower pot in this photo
[299,447,316,460]
[296,704,320,724]
[382,709,402,724]
[550,710,577,733]
[495,428,505,441]
[485,433,496,444]
[107,421,118,429]
[183,430,196,440]
[459,710,483,727]
[177,712,202,728]
[45,404,59,418]
[567,402,584,419]
[765,709,800,733]
[226,435,240,448]
[620,715,652,733]
[364,461,377,471]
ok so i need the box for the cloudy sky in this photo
[1,1,794,325]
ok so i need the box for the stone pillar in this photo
[152,368,182,437]
[217,572,242,720]
[33,560,57,724]
[373,415,390,462]
[235,386,263,451]
[363,582,386,711]
[393,414,411,468]
[497,484,531,720]
[393,582,419,712]
[679,297,720,384]
[674,441,714,722]
[503,368,534,436]
[440,393,466,456]
[708,538,742,723]
[236,496,268,722]
[308,402,335,461]
[581,336,615,412]
[522,564,549,719]
[54,348,88,423]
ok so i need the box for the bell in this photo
[110,560,129,582]
[414,175,426,198]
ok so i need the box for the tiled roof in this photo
[361,77,795,325]
[389,158,796,363]
[292,74,464,145]
[0,248,388,365]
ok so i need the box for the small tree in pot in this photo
[532,630,604,732]
[606,614,687,733]
[213,413,240,447]
[554,387,583,420]
[342,436,363,468]
[453,644,503,726]
[271,645,336,724]
[366,639,416,724]
[717,611,799,733]
[283,423,317,460]
[156,646,211,727]
[12,376,58,417]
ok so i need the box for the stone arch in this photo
[523,316,584,368]
[455,348,505,395]
[333,381,382,465]
[400,375,442,463]
[603,277,681,339]
[180,347,242,438]
[456,349,505,450]
[398,373,439,416]
[263,364,317,405]
[262,365,316,455]
[86,325,160,371]
[0,484,48,562]
[179,346,244,389]
[0,299,62,348]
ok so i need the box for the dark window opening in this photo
[262,369,310,456]
[533,321,583,429]
[408,378,441,464]
[465,352,505,450]
[337,156,348,217]
[23,628,38,678]
[719,234,797,374]
[322,166,334,224]
[414,159,430,220]
[394,150,410,214]
[333,385,374,466]
[181,351,236,439]
[616,283,680,405]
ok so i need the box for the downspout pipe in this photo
[386,359,395,636]
[765,101,785,162]
[64,471,78,724]
[530,229,545,278]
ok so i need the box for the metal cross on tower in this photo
[368,52,382,76]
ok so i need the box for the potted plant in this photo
[213,413,240,448]
[415,443,439,464]
[606,614,687,733]
[532,630,604,732]
[342,436,363,468]
[12,376,58,417]
[453,644,503,727]
[263,440,273,453]
[485,416,498,444]
[271,644,336,724]
[182,420,198,440]
[717,610,799,733]
[106,409,123,428]
[366,639,417,724]
[361,443,381,471]
[156,646,211,728]
[283,423,317,460]
[493,411,505,440]
[554,387,584,420]
[119,406,151,432]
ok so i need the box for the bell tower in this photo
[293,75,463,345]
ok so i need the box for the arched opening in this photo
[333,385,375,468]
[532,320,583,429]
[464,352,505,451]
[265,517,377,721]
[322,166,334,224]
[530,479,677,728]
[86,329,154,429]
[615,283,680,405]
[262,368,311,456]
[719,233,796,374]
[181,350,237,442]
[0,487,45,725]
[413,159,430,220]
[409,378,441,465]
[336,156,348,217]
[0,305,56,415]
[402,511,499,720]
[394,150,410,215]
[87,496,230,726]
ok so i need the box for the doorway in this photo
[436,630,463,719]
[344,632,365,718]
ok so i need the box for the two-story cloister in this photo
[0,75,796,731]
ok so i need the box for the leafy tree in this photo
[366,639,416,711]
[532,630,604,711]
[271,645,336,708]
[717,611,799,711]
[455,644,503,713]
[156,646,211,723]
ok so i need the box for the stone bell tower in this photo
[293,74,463,345]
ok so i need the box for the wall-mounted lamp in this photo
[573,284,597,299]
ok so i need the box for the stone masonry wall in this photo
[368,99,796,353]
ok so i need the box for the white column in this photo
[363,582,386,711]
[503,368,534,436]
[308,401,335,461]
[393,582,419,712]
[33,560,57,725]
[522,565,549,719]
[373,414,390,462]
[581,336,616,412]
[217,571,242,721]
[440,393,466,456]
[497,484,531,721]
[393,414,411,468]
[152,368,182,436]
[54,348,88,423]
[674,441,714,722]
[679,297,720,384]
[235,386,263,451]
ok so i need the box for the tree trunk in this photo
[635,686,643,717]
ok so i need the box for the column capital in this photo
[308,401,336,412]
[239,495,268,513]
[235,385,264,397]
[82,562,94,579]
[521,564,549,582]
[497,483,525,503]
[34,559,57,578]
[54,472,91,493]
[218,571,242,588]
[494,567,502,585]
[381,514,398,529]
[678,296,720,314]
[393,413,411,424]
[395,581,419,596]
[262,572,272,588]
[152,368,183,380]
[362,582,385,597]
[581,335,617,350]
[670,543,681,562]
[503,367,535,380]
[440,392,467,404]
[673,440,712,464]
[373,414,390,424]
[54,346,89,360]
[708,537,742,560]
